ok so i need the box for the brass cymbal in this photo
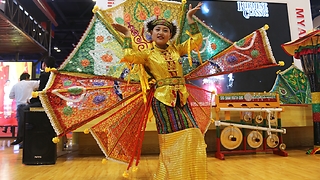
[279,143,286,151]
[255,114,264,124]
[269,112,277,124]
[247,130,263,148]
[220,126,243,150]
[243,112,252,122]
[266,134,279,148]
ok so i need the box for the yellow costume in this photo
[122,22,208,179]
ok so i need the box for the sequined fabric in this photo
[185,27,277,80]
[154,128,208,180]
[123,31,202,107]
[39,72,141,136]
[270,64,311,104]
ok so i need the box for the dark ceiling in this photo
[42,0,95,64]
[0,0,320,67]
[0,0,95,66]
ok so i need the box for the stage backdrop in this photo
[186,1,290,94]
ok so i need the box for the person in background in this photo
[9,73,39,147]
[29,56,56,107]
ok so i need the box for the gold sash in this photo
[156,77,185,88]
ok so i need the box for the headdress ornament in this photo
[143,16,180,41]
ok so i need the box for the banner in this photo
[0,62,33,137]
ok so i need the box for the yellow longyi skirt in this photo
[154,128,207,180]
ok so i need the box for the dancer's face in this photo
[151,25,172,49]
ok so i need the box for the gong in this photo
[255,114,264,124]
[220,126,243,150]
[247,130,263,148]
[243,112,252,122]
[268,112,277,124]
[266,134,279,148]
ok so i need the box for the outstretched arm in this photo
[187,2,203,24]
[177,2,203,56]
[111,23,147,64]
[111,23,131,38]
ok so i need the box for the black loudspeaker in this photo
[23,110,57,165]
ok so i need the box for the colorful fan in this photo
[91,90,154,170]
[96,0,186,49]
[185,25,279,80]
[40,72,141,136]
[179,15,233,69]
[270,64,311,104]
[186,84,214,134]
[58,15,140,82]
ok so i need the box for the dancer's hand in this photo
[111,23,130,37]
[187,2,203,23]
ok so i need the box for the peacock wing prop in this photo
[41,9,144,136]
[270,64,311,104]
[58,14,139,82]
[39,72,141,136]
[179,15,233,74]
[186,84,214,134]
[96,0,186,51]
[90,90,154,170]
[184,25,279,80]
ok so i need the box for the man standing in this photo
[29,56,56,107]
[9,72,39,147]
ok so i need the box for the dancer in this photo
[112,2,207,179]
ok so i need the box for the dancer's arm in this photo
[186,2,203,24]
[177,2,203,56]
[111,23,147,64]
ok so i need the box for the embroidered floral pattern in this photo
[96,35,104,43]
[63,106,73,116]
[101,54,113,62]
[124,13,131,23]
[154,6,161,16]
[93,95,107,104]
[251,50,259,58]
[211,43,217,50]
[81,59,90,67]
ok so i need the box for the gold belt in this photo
[156,77,185,88]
